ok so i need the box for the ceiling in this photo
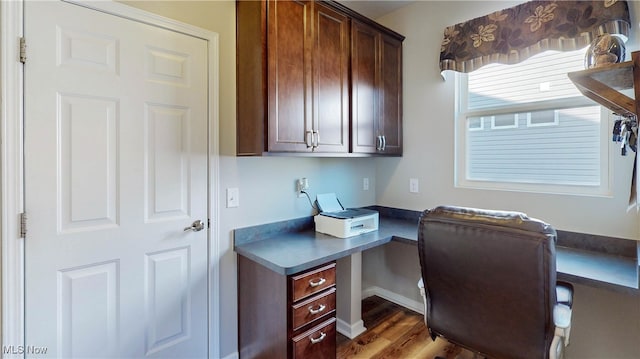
[338,0,413,19]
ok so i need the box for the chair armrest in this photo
[418,278,425,296]
[556,281,574,308]
[554,304,572,329]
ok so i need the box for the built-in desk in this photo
[235,207,639,292]
[234,216,414,275]
[234,207,640,357]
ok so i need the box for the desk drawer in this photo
[291,287,336,330]
[290,263,336,302]
[291,317,336,359]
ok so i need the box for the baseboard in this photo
[336,317,367,339]
[362,286,424,314]
[220,351,239,359]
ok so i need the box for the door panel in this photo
[145,104,191,221]
[59,94,119,232]
[58,261,119,358]
[144,247,191,355]
[24,2,209,358]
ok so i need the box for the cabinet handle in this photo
[305,131,313,148]
[381,135,386,151]
[376,135,382,150]
[308,304,326,315]
[313,131,320,148]
[309,331,326,344]
[308,277,326,287]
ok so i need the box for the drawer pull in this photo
[309,331,326,344]
[308,304,326,315]
[309,278,326,287]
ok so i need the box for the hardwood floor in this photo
[337,296,477,359]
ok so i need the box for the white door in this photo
[24,2,210,358]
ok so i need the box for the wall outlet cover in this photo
[409,178,419,193]
[227,187,239,208]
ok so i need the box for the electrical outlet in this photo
[409,178,419,193]
[227,187,239,208]
[296,178,309,197]
[363,177,369,191]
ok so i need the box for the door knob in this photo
[184,219,205,232]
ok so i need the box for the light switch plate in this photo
[409,178,419,193]
[227,187,239,208]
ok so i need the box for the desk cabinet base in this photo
[238,256,337,359]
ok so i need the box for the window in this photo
[527,110,558,127]
[456,48,610,195]
[491,114,518,129]
[468,117,484,131]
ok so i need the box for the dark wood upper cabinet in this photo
[312,3,350,153]
[236,0,315,154]
[266,0,313,152]
[236,0,404,156]
[236,0,267,156]
[351,20,403,155]
[351,20,378,154]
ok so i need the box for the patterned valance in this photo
[440,0,631,74]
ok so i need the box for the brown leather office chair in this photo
[417,206,573,359]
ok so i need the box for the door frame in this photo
[0,1,221,357]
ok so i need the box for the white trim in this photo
[464,96,595,118]
[362,286,424,315]
[1,0,25,356]
[336,318,366,339]
[3,1,222,357]
[206,30,221,359]
[65,0,214,41]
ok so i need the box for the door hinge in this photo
[207,218,211,228]
[19,37,26,64]
[19,212,27,238]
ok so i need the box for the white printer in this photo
[314,193,379,238]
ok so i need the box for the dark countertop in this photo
[234,217,416,275]
[556,247,639,294]
[234,207,640,294]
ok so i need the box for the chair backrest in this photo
[418,206,558,359]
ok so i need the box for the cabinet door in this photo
[351,20,380,154]
[379,33,403,155]
[267,0,313,152]
[313,3,349,153]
